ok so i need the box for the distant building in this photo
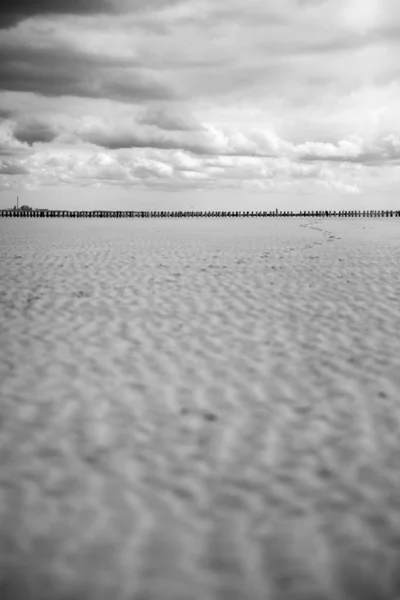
[7,205,50,212]
[11,204,34,211]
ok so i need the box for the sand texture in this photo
[1,217,400,600]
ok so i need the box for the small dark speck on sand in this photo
[317,466,333,479]
[378,391,388,398]
[180,407,189,415]
[204,412,218,422]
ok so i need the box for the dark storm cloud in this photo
[0,0,114,28]
[13,119,58,145]
[0,0,184,28]
[0,41,177,103]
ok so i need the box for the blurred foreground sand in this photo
[0,217,400,599]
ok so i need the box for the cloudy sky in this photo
[0,0,399,210]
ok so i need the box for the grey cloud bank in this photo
[13,119,59,146]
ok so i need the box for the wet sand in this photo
[0,217,400,599]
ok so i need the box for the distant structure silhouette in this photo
[0,209,399,218]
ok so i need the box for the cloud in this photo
[13,118,58,145]
[0,107,14,120]
[297,0,328,5]
[0,0,186,29]
[0,36,177,103]
[1,140,388,197]
[0,0,113,28]
[294,134,400,165]
[1,0,400,202]
[0,119,31,156]
[136,105,203,131]
[295,139,364,162]
[170,150,202,170]
[131,157,173,180]
[1,0,399,107]
[73,152,131,182]
[0,159,29,175]
[320,179,361,194]
[16,149,177,188]
[75,116,287,158]
[76,119,214,154]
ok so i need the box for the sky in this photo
[0,0,400,211]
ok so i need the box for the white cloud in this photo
[321,180,361,194]
[341,0,383,35]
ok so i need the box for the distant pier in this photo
[0,209,399,218]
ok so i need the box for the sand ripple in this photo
[0,217,400,599]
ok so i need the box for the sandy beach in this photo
[0,216,400,599]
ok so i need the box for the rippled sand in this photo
[1,217,400,600]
